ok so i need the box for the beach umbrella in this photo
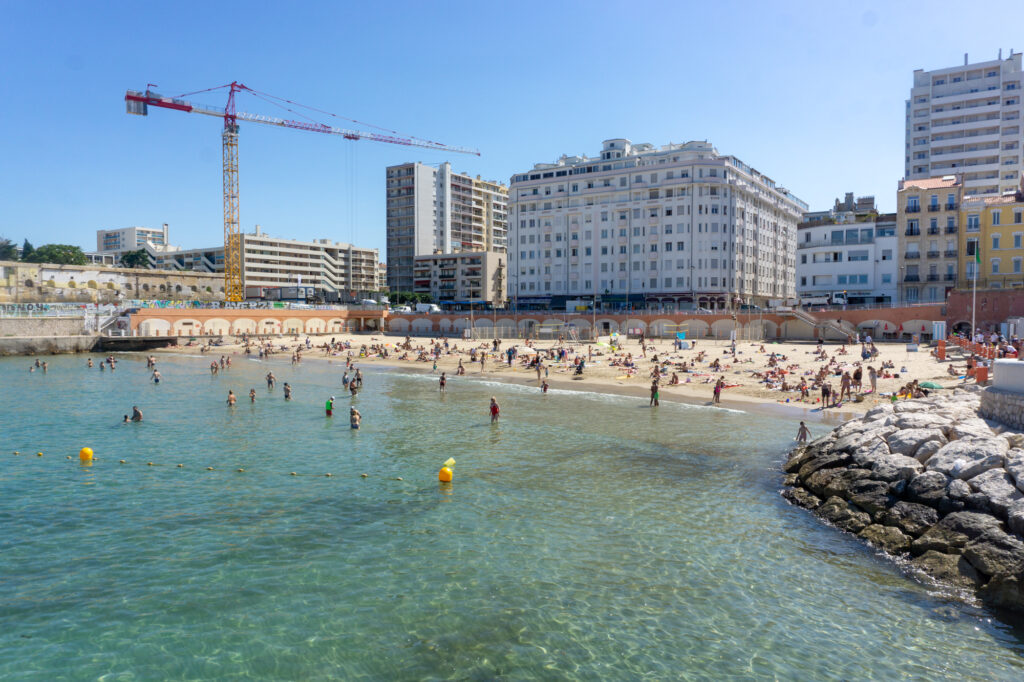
[919,381,944,390]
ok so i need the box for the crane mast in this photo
[125,82,478,302]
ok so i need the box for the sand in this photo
[149,331,974,423]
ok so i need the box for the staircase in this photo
[790,307,858,340]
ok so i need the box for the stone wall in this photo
[0,335,97,356]
[0,260,224,304]
[981,389,1024,430]
[0,317,88,337]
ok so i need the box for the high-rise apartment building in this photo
[906,51,1023,196]
[385,162,508,293]
[508,139,805,310]
[897,175,963,303]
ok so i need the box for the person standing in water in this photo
[266,372,276,389]
[87,358,93,368]
[439,372,447,393]
[326,396,334,417]
[152,369,161,384]
[226,390,237,406]
[650,379,660,407]
[796,421,811,443]
[249,388,257,403]
[131,406,143,422]
[350,406,361,430]
[283,383,292,400]
[489,396,500,423]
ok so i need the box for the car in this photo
[391,305,412,313]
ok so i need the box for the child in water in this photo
[350,407,361,430]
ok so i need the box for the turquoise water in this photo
[2,353,1024,680]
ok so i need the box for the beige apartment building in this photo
[149,226,380,294]
[412,251,506,306]
[896,175,962,303]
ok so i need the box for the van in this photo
[415,303,442,314]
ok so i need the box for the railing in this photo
[946,226,958,234]
[927,251,941,258]
[927,227,941,235]
[946,203,959,210]
[944,274,957,281]
[906,205,921,213]
[945,249,958,257]
[928,204,941,212]
[926,274,940,281]
[905,229,921,236]
[904,252,921,259]
[904,274,921,282]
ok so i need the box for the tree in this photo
[20,239,34,261]
[0,237,17,261]
[120,249,150,269]
[25,243,88,265]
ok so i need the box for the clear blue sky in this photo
[3,0,1024,257]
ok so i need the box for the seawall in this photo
[0,335,98,356]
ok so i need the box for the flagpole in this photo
[972,264,977,340]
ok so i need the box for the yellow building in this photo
[959,193,1024,289]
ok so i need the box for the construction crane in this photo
[125,82,479,301]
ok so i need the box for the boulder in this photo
[911,550,984,589]
[962,529,1024,577]
[847,479,895,516]
[926,438,1008,480]
[834,427,895,456]
[967,469,1024,517]
[1005,453,1024,494]
[822,469,873,499]
[816,496,872,534]
[804,468,845,497]
[886,428,946,459]
[913,440,944,465]
[1003,432,1024,450]
[834,418,880,440]
[878,501,940,537]
[864,405,894,422]
[869,455,923,483]
[783,473,799,487]
[851,439,893,469]
[911,511,1005,555]
[894,413,949,431]
[980,574,1024,611]
[1007,499,1024,537]
[947,478,972,501]
[784,446,815,475]
[907,471,951,506]
[893,401,931,414]
[797,450,853,482]
[781,487,821,510]
[949,418,996,441]
[858,524,912,554]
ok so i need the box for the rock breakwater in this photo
[783,387,1024,612]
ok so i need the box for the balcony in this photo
[944,273,957,281]
[928,204,941,212]
[905,228,921,236]
[927,250,941,258]
[906,205,921,213]
[927,274,940,281]
[945,249,958,257]
[946,202,959,210]
[946,225,958,234]
[904,252,921,259]
[904,274,921,282]
[927,227,941,235]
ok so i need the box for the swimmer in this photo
[326,396,335,417]
[87,358,94,368]
[266,372,276,389]
[439,372,447,393]
[350,406,361,429]
[489,396,500,423]
[249,388,256,403]
[283,383,292,400]
[100,362,105,372]
[42,362,47,373]
[227,390,236,406]
[131,406,143,422]
[152,369,161,384]
[541,380,549,394]
[122,414,130,423]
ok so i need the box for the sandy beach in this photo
[150,331,973,422]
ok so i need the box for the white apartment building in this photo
[508,139,806,310]
[413,251,506,306]
[385,162,508,292]
[796,216,898,306]
[906,50,1023,196]
[96,224,172,256]
[149,226,380,293]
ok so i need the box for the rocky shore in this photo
[782,387,1024,612]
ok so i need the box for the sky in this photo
[3,0,1024,258]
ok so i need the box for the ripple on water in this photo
[1,353,1024,679]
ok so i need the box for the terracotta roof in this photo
[900,176,961,190]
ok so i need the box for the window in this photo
[882,274,892,284]
[1015,233,1023,249]
[993,234,1001,250]
[848,250,869,261]
[881,249,893,261]
[992,259,1000,274]
[968,214,980,231]
[993,211,1002,226]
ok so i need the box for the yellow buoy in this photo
[325,473,333,477]
[438,466,453,482]
[37,452,43,457]
[177,463,183,468]
[147,462,154,466]
[206,467,214,471]
[13,451,19,455]
[119,459,126,464]
[79,447,93,462]
[237,468,245,473]
[290,472,297,476]
[361,473,368,478]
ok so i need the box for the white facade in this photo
[149,227,379,293]
[96,224,171,256]
[796,218,899,305]
[906,51,1023,196]
[412,251,507,306]
[385,162,508,292]
[508,139,805,310]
